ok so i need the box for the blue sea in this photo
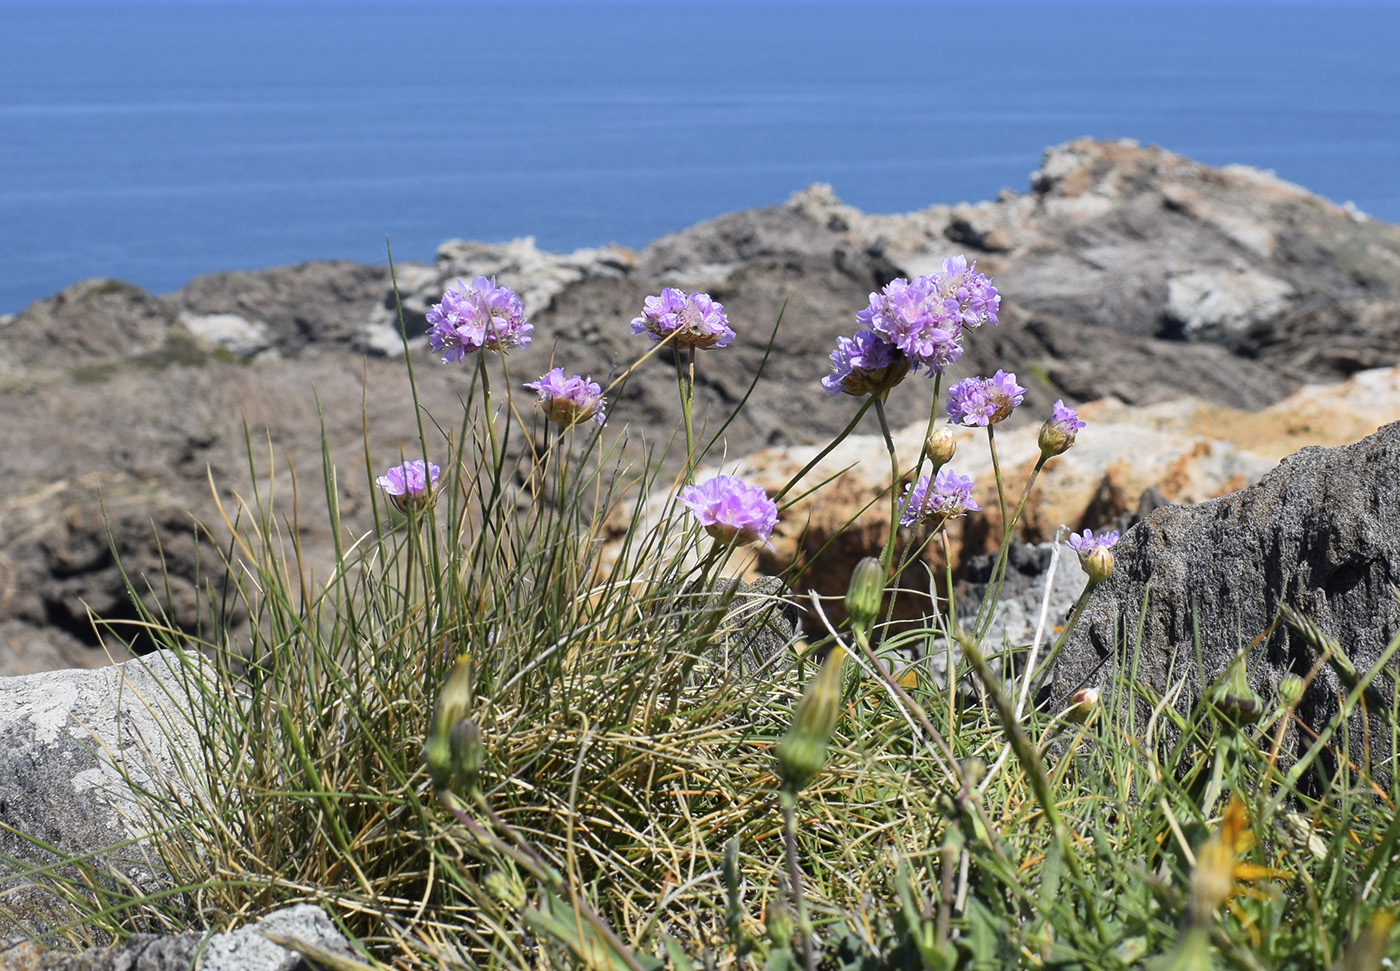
[2,0,1398,315]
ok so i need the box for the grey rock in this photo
[1051,420,1400,771]
[0,651,201,936]
[177,311,274,359]
[0,904,355,971]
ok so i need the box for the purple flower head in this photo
[946,370,1027,427]
[856,277,964,375]
[933,255,1000,329]
[524,367,607,427]
[630,289,735,350]
[821,329,911,397]
[1038,399,1086,458]
[678,475,779,549]
[426,276,533,363]
[375,460,442,514]
[1067,527,1119,583]
[898,468,981,527]
[1066,528,1119,556]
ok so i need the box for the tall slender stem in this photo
[874,398,902,570]
[780,789,816,971]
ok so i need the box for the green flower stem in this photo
[874,398,902,570]
[675,343,697,485]
[959,638,1109,947]
[1030,577,1098,686]
[780,788,817,971]
[771,395,878,507]
[973,453,1048,641]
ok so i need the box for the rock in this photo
[0,904,356,971]
[177,311,274,359]
[0,651,200,935]
[0,279,178,376]
[1051,419,1400,773]
[166,260,391,357]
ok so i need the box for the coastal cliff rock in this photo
[3,139,1399,674]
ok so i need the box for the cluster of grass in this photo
[2,265,1398,971]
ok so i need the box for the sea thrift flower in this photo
[678,475,778,549]
[375,460,441,514]
[934,255,1000,329]
[1066,528,1119,583]
[425,276,532,363]
[899,468,980,527]
[856,277,963,374]
[630,288,734,349]
[821,328,910,397]
[1038,399,1086,458]
[524,367,607,426]
[853,257,999,376]
[946,370,1026,426]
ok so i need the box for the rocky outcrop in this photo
[3,139,1399,674]
[1051,420,1400,773]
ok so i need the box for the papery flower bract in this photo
[524,367,607,426]
[1038,399,1086,458]
[821,329,911,397]
[630,288,734,349]
[375,460,441,514]
[678,475,778,549]
[426,276,532,363]
[899,468,980,527]
[947,370,1026,426]
[1067,527,1119,583]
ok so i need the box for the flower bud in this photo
[1277,673,1305,707]
[450,717,486,796]
[1037,399,1086,460]
[766,896,794,949]
[775,646,847,794]
[844,557,885,638]
[423,654,474,791]
[1212,656,1264,727]
[923,426,957,472]
[484,868,527,910]
[1084,545,1115,584]
[1065,686,1100,724]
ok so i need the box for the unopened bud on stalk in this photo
[1277,673,1305,707]
[775,646,847,794]
[450,718,486,796]
[923,426,957,471]
[423,654,474,791]
[1065,687,1100,724]
[484,868,527,910]
[1212,655,1264,727]
[845,557,885,638]
[766,896,794,949]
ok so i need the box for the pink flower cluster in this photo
[678,475,779,549]
[630,288,735,350]
[824,256,1000,397]
[426,276,533,363]
[524,367,607,427]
